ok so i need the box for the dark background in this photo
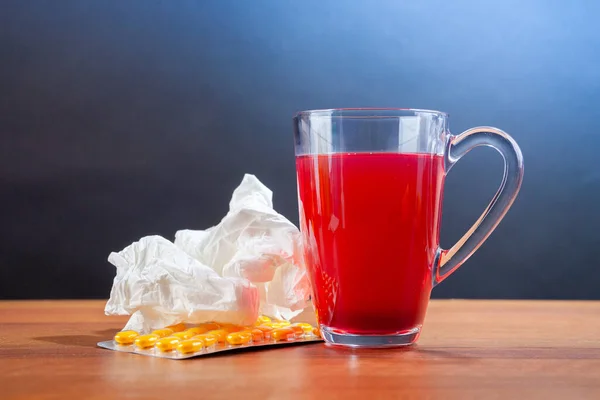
[1,0,599,300]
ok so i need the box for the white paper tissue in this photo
[105,174,311,333]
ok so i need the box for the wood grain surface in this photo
[1,300,599,399]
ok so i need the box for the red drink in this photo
[296,152,445,335]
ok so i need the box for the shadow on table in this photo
[33,329,120,348]
[415,347,600,360]
[320,345,600,360]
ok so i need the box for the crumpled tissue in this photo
[105,174,311,333]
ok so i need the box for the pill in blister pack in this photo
[98,317,322,359]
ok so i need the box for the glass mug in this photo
[293,109,523,347]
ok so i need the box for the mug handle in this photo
[434,126,524,286]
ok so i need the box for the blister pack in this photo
[98,316,322,359]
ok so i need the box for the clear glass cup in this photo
[293,108,523,347]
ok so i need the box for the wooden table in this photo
[1,300,599,399]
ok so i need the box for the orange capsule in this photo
[254,325,273,340]
[206,329,228,343]
[198,322,221,331]
[221,324,244,333]
[134,334,160,349]
[185,326,209,336]
[194,334,217,347]
[292,323,314,334]
[151,328,174,338]
[272,327,295,341]
[246,328,264,342]
[171,331,194,340]
[155,336,181,352]
[226,331,252,345]
[177,338,204,354]
[114,330,139,345]
[289,325,305,338]
[312,327,321,337]
[165,323,187,332]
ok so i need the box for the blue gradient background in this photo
[1,0,599,299]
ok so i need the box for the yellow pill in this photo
[166,323,187,332]
[226,331,252,345]
[255,315,271,325]
[194,334,217,347]
[151,328,174,338]
[155,336,181,352]
[171,331,194,340]
[272,327,295,341]
[289,325,305,338]
[263,322,285,329]
[206,329,228,343]
[246,328,264,342]
[255,325,273,340]
[177,338,204,354]
[292,323,314,334]
[274,320,291,326]
[134,334,160,349]
[221,324,244,333]
[114,330,139,345]
[186,326,209,336]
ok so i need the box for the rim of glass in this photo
[294,108,448,118]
